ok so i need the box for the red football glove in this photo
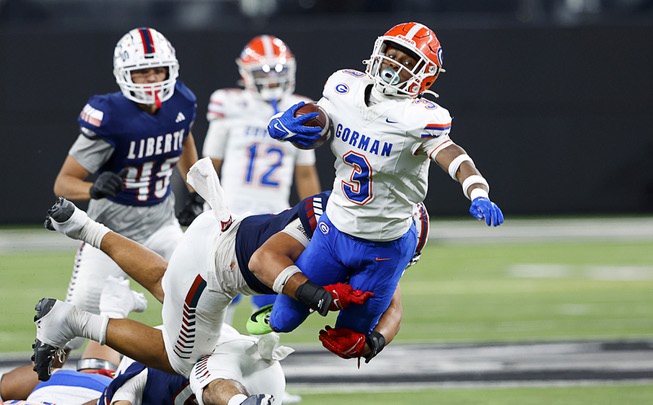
[319,326,366,359]
[323,283,374,311]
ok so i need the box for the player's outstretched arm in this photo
[45,198,167,302]
[249,232,372,316]
[434,144,504,226]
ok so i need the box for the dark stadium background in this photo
[1,0,652,224]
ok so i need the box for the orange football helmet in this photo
[237,35,296,101]
[365,22,444,98]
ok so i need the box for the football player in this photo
[202,34,321,405]
[203,35,320,218]
[5,277,283,405]
[51,27,201,359]
[33,157,426,404]
[265,22,503,338]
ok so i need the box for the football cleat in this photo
[240,394,274,405]
[32,298,72,381]
[32,338,63,382]
[246,304,274,335]
[32,298,79,380]
[44,197,89,239]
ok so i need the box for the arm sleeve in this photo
[68,134,114,173]
[280,217,310,247]
[111,368,147,405]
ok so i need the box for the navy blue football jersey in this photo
[100,362,196,405]
[235,191,331,294]
[78,81,197,206]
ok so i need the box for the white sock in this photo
[79,220,110,249]
[227,394,248,405]
[71,307,110,345]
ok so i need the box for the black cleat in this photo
[240,394,274,405]
[32,338,57,381]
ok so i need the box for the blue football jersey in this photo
[235,191,331,294]
[100,362,196,405]
[78,81,197,206]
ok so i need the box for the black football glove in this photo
[89,169,127,199]
[177,191,204,226]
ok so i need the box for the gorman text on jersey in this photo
[334,124,393,156]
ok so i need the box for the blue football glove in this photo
[267,101,323,148]
[469,197,504,227]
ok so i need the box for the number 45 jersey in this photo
[77,81,197,207]
[318,69,453,242]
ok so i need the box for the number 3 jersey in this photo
[318,69,453,241]
[202,88,316,215]
[70,81,197,240]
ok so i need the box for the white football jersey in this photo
[203,89,316,215]
[318,69,453,241]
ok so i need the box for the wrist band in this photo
[77,358,118,372]
[470,187,489,200]
[461,175,489,200]
[364,331,386,363]
[447,154,474,180]
[272,265,302,294]
[295,281,332,316]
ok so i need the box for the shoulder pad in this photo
[407,98,453,139]
[207,88,246,120]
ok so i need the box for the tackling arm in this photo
[249,231,372,316]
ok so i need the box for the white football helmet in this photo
[113,27,179,106]
[365,22,444,99]
[237,35,296,101]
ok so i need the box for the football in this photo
[293,102,333,150]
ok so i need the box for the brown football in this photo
[293,102,333,150]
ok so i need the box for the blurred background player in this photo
[51,27,202,358]
[265,22,504,339]
[202,37,318,403]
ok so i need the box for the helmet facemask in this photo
[113,28,179,107]
[237,58,296,102]
[237,35,296,102]
[366,38,440,99]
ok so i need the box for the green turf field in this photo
[1,239,652,351]
[1,236,652,403]
[293,384,653,404]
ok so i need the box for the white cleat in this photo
[32,298,79,381]
[44,197,90,240]
[241,394,274,405]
